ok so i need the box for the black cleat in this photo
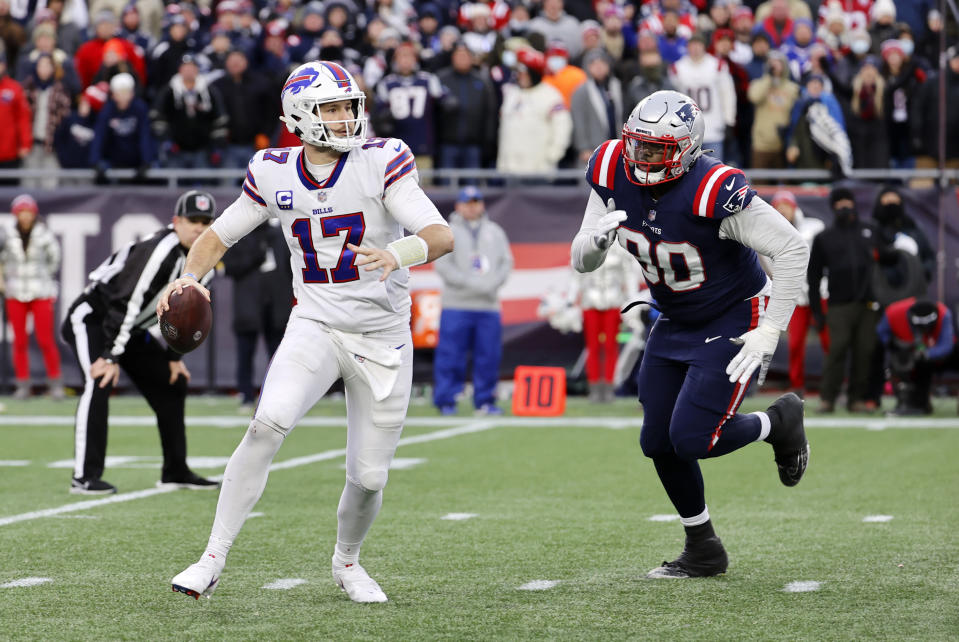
[647,535,729,578]
[765,392,809,487]
[156,471,220,490]
[70,477,117,495]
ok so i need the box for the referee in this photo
[61,190,220,495]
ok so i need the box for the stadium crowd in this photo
[0,0,955,183]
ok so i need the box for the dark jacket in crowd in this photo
[54,109,98,168]
[435,66,498,148]
[910,65,959,159]
[211,69,274,146]
[89,97,154,168]
[808,216,887,319]
[150,75,228,152]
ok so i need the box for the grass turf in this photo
[0,395,957,640]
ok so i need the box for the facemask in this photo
[900,39,915,56]
[501,50,517,68]
[875,202,904,224]
[546,56,566,73]
[851,40,870,55]
[834,206,857,225]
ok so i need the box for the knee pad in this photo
[670,433,709,461]
[639,424,673,459]
[353,467,389,493]
[249,416,290,439]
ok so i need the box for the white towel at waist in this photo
[327,327,402,401]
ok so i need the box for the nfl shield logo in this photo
[195,195,210,211]
[648,209,656,221]
[317,192,327,202]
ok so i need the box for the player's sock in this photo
[680,509,715,541]
[652,454,706,518]
[208,419,285,549]
[751,411,772,441]
[334,480,383,565]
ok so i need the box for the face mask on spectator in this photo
[875,202,904,224]
[899,39,914,56]
[834,206,857,226]
[546,55,566,72]
[851,40,870,55]
[502,50,517,67]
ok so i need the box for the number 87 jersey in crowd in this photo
[213,136,446,333]
[583,93,768,325]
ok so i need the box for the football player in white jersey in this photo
[158,61,453,604]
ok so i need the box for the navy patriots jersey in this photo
[586,140,767,325]
[375,72,444,156]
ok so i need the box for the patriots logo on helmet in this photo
[282,67,320,97]
[674,103,700,133]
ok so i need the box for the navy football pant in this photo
[638,296,766,519]
[433,308,502,408]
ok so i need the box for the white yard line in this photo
[783,581,822,593]
[440,513,478,521]
[0,577,53,588]
[262,578,307,590]
[862,515,894,523]
[1,415,959,429]
[518,580,560,591]
[0,420,499,528]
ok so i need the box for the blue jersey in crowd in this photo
[585,140,767,325]
[375,71,444,157]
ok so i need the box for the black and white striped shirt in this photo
[82,226,212,360]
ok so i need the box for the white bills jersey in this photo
[212,138,446,332]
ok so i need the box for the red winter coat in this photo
[74,37,146,89]
[0,75,32,162]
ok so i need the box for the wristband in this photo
[182,272,198,281]
[386,235,429,268]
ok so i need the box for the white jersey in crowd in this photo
[211,138,447,332]
[668,53,736,143]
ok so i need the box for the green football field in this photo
[1,394,957,641]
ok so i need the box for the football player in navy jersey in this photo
[572,90,811,578]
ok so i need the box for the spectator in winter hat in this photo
[21,53,72,189]
[89,71,154,177]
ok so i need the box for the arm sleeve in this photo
[876,314,892,346]
[382,173,446,233]
[571,188,613,273]
[928,312,955,361]
[719,195,809,331]
[210,195,271,248]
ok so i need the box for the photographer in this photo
[877,298,956,415]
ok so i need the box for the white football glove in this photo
[725,322,781,385]
[592,198,628,251]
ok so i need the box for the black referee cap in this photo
[174,190,217,219]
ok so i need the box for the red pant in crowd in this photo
[6,297,61,381]
[583,308,620,384]
[787,302,830,391]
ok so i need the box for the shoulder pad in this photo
[585,140,623,191]
[692,164,755,219]
[370,137,417,190]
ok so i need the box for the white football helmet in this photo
[280,61,367,152]
[622,90,705,185]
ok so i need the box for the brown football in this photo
[160,286,212,354]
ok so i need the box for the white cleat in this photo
[332,562,388,603]
[171,558,220,600]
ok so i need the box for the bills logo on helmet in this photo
[195,195,211,211]
[723,185,750,214]
[282,67,320,97]
[675,103,700,132]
